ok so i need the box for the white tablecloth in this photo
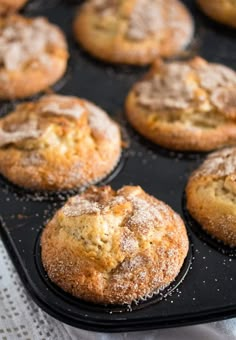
[0,237,235,340]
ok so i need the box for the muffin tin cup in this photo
[182,194,236,257]
[124,120,207,161]
[0,0,236,332]
[35,230,193,314]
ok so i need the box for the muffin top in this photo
[56,185,184,270]
[188,147,236,200]
[41,185,189,304]
[92,0,192,43]
[0,95,119,148]
[126,57,236,151]
[0,95,121,190]
[134,57,236,117]
[74,0,193,64]
[0,15,68,72]
[186,147,236,246]
[191,147,236,181]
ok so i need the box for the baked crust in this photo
[73,0,194,65]
[0,15,68,99]
[0,95,121,191]
[186,147,236,246]
[41,185,189,304]
[0,0,27,14]
[126,57,236,151]
[198,0,236,28]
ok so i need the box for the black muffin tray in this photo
[0,0,236,333]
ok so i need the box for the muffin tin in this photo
[0,0,236,332]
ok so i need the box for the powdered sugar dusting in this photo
[128,0,165,40]
[128,0,193,42]
[135,59,236,114]
[84,101,120,141]
[0,17,67,71]
[166,2,193,42]
[211,87,236,118]
[0,95,120,152]
[62,192,125,217]
[0,120,41,147]
[41,102,85,119]
[92,0,118,15]
[61,186,174,229]
[62,196,101,216]
[43,186,188,304]
[109,195,126,207]
[195,147,236,178]
[136,62,195,110]
[197,64,236,91]
[128,195,167,230]
[38,95,86,120]
[121,233,139,253]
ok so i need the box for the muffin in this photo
[126,57,236,151]
[0,0,28,15]
[73,0,194,65]
[186,147,236,247]
[0,15,68,100]
[0,95,121,191]
[41,185,189,304]
[198,0,236,29]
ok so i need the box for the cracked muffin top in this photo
[0,15,68,99]
[126,57,236,151]
[41,185,189,304]
[73,0,194,65]
[0,95,121,191]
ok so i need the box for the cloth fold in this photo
[0,238,235,340]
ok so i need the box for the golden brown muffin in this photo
[126,57,236,151]
[198,0,236,28]
[0,15,68,100]
[41,185,189,304]
[0,0,28,15]
[186,147,236,247]
[73,0,194,65]
[0,95,121,191]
